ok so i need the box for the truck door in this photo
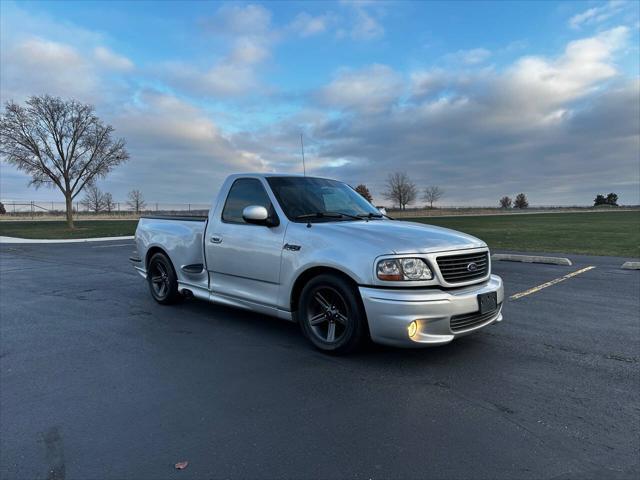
[205,177,285,308]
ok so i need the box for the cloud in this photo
[0,1,104,48]
[202,3,272,36]
[351,7,384,40]
[0,4,267,201]
[163,35,272,97]
[569,0,627,29]
[162,59,262,97]
[1,3,637,207]
[229,37,270,65]
[1,36,136,105]
[494,26,629,124]
[289,12,334,37]
[289,5,383,41]
[319,64,402,113]
[107,91,268,200]
[410,69,487,101]
[94,46,134,71]
[1,37,98,101]
[0,4,135,104]
[446,48,492,65]
[334,1,385,40]
[164,3,277,97]
[241,27,639,205]
[288,4,383,41]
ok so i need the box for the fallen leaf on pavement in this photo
[175,461,189,470]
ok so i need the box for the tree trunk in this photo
[65,194,75,229]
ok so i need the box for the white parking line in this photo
[0,235,134,244]
[510,266,596,300]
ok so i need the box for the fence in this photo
[0,200,210,218]
[387,205,639,218]
[1,200,637,220]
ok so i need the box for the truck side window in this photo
[222,178,273,224]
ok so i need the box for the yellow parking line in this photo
[510,266,596,300]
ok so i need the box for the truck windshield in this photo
[266,176,382,222]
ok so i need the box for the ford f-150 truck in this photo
[132,174,504,353]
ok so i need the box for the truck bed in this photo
[140,215,207,222]
[135,216,208,275]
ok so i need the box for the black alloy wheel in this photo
[298,273,367,354]
[147,252,181,304]
[306,286,349,344]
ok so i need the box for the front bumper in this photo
[359,275,504,347]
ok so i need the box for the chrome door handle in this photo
[210,236,222,244]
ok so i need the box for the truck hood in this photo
[311,219,486,254]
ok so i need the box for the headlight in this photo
[376,259,402,280]
[376,258,433,281]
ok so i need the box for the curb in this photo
[0,235,134,244]
[492,253,572,266]
[621,261,640,270]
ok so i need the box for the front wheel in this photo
[298,274,367,354]
[147,252,181,304]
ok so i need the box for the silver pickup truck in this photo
[132,173,504,353]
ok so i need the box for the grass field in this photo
[409,211,639,258]
[0,220,137,239]
[1,211,638,257]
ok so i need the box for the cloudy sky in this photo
[1,0,639,206]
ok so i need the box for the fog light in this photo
[408,321,418,337]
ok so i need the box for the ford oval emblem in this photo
[467,262,478,272]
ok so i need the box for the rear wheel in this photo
[147,252,181,304]
[298,274,367,354]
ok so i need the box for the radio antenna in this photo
[300,133,306,176]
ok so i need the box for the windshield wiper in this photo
[329,211,363,220]
[357,212,384,219]
[359,212,395,220]
[294,212,341,220]
[294,211,363,221]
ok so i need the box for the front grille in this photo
[436,251,489,284]
[450,304,501,332]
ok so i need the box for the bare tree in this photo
[499,196,512,208]
[103,192,116,213]
[127,189,146,213]
[514,193,529,209]
[81,184,105,213]
[383,172,417,210]
[423,185,444,208]
[354,184,373,203]
[0,95,129,228]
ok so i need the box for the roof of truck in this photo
[238,172,303,177]
[230,172,333,180]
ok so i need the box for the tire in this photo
[147,252,181,305]
[298,273,367,354]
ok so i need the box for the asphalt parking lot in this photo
[1,242,638,480]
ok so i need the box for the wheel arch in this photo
[290,266,361,313]
[146,245,172,269]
